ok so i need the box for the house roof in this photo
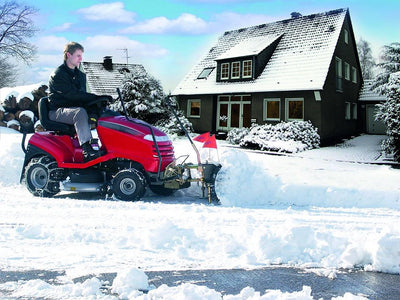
[358,80,387,102]
[80,59,147,98]
[216,34,283,60]
[173,8,349,96]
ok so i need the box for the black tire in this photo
[149,184,175,196]
[25,156,60,197]
[112,169,146,201]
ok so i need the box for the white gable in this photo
[173,9,348,95]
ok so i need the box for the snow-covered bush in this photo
[233,121,320,153]
[375,72,400,160]
[109,73,192,136]
[226,127,250,145]
[373,42,400,161]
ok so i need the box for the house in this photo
[358,79,387,134]
[172,8,363,144]
[80,56,147,98]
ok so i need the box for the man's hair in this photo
[63,42,84,61]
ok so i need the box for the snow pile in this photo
[111,268,150,298]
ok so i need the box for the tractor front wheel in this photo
[112,169,146,201]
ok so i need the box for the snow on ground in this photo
[0,126,398,299]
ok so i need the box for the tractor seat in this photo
[38,97,76,136]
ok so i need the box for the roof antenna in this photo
[118,48,130,64]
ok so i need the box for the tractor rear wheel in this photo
[25,156,61,197]
[112,169,146,201]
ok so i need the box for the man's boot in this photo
[82,141,102,162]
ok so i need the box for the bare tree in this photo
[0,1,38,62]
[0,57,17,86]
[357,38,375,80]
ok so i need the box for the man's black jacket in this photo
[48,62,98,110]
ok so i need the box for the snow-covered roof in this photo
[80,60,147,98]
[173,9,348,95]
[358,80,387,102]
[216,34,283,60]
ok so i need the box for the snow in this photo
[0,126,398,299]
[0,83,43,103]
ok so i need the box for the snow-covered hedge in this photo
[228,121,320,153]
[226,127,250,145]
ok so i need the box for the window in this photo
[231,61,240,79]
[335,57,343,92]
[221,63,229,80]
[264,98,280,121]
[344,29,349,44]
[187,99,201,118]
[198,67,214,79]
[345,102,351,120]
[352,103,357,119]
[286,98,304,121]
[314,91,321,101]
[351,67,357,83]
[242,60,252,78]
[344,62,350,80]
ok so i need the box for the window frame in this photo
[344,62,350,81]
[264,98,281,121]
[285,98,304,121]
[187,99,201,118]
[352,103,358,120]
[335,57,343,92]
[351,66,357,83]
[221,63,230,80]
[242,60,253,78]
[345,102,351,120]
[231,61,241,79]
[197,67,214,79]
[344,29,349,44]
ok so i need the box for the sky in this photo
[14,0,400,92]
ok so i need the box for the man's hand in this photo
[98,95,113,103]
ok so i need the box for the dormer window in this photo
[242,60,252,78]
[221,63,230,80]
[231,61,241,79]
[215,34,283,83]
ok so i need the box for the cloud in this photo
[35,36,69,52]
[121,12,274,35]
[76,2,135,23]
[121,13,208,35]
[52,23,73,32]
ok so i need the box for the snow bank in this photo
[0,127,399,298]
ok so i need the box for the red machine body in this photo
[27,115,175,172]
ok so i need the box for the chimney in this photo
[290,12,302,19]
[103,56,113,71]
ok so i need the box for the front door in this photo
[217,95,251,131]
[366,104,386,134]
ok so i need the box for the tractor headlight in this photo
[144,134,170,142]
